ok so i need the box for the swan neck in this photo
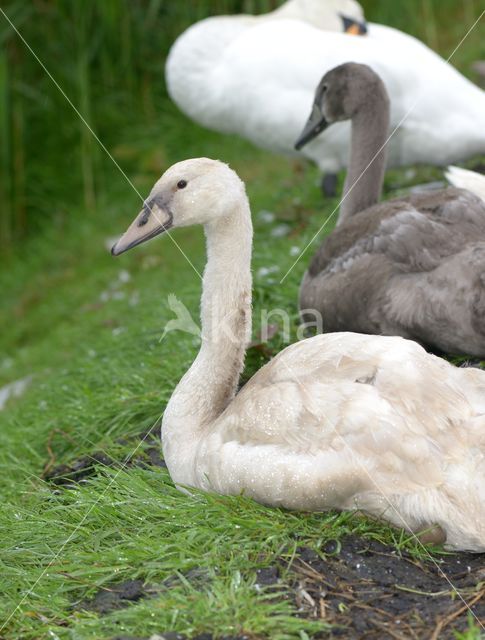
[201,205,253,356]
[339,96,390,223]
[164,196,253,438]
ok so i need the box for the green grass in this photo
[1,1,485,638]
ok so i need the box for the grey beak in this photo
[294,103,328,150]
[111,200,173,256]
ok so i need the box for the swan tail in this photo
[354,449,485,552]
[445,166,485,202]
[400,466,485,552]
[359,487,483,553]
[425,418,485,552]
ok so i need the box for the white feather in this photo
[446,166,485,202]
[166,5,485,172]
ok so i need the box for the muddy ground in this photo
[74,536,484,640]
[45,431,485,640]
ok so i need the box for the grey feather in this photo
[299,64,485,356]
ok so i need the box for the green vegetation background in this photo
[0,1,484,638]
[1,0,483,248]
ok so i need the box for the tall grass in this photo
[0,0,482,251]
[0,45,12,248]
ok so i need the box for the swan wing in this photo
[201,333,484,515]
[309,188,485,277]
[224,333,476,451]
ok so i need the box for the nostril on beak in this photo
[138,206,151,227]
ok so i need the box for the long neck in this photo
[197,204,253,417]
[162,198,253,478]
[339,98,390,224]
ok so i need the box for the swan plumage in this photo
[112,157,485,552]
[296,63,485,357]
[165,2,485,173]
[446,165,485,202]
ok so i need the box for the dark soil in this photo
[287,536,484,639]
[43,428,166,486]
[79,535,483,640]
[51,432,484,638]
[79,568,209,615]
[82,579,149,615]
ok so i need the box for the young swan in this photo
[295,62,485,357]
[112,158,485,552]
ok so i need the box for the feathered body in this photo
[296,63,485,356]
[112,158,485,552]
[166,15,485,172]
[182,331,485,552]
[301,188,485,356]
[446,166,485,202]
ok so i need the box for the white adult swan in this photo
[165,1,485,176]
[296,63,485,357]
[446,165,485,203]
[112,158,485,552]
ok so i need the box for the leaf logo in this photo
[160,294,201,342]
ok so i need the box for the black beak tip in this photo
[111,243,120,256]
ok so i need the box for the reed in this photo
[73,1,98,211]
[0,46,12,249]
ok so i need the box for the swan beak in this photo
[340,14,367,35]
[294,103,328,150]
[111,201,173,256]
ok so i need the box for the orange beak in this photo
[340,15,368,36]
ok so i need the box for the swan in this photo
[165,1,485,177]
[446,165,485,203]
[111,157,485,552]
[176,0,367,33]
[295,62,485,358]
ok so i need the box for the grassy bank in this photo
[0,0,484,638]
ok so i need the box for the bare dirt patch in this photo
[43,428,165,486]
[46,431,484,638]
[286,536,484,639]
[78,536,483,639]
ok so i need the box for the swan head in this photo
[286,0,367,34]
[294,62,389,150]
[111,158,245,256]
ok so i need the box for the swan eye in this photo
[322,84,328,93]
[177,179,187,189]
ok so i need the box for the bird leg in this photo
[416,524,447,546]
[321,173,338,197]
